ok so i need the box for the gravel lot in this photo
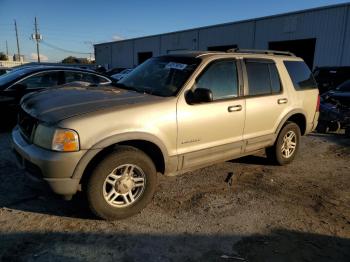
[0,131,349,261]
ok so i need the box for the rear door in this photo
[242,59,288,152]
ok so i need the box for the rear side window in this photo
[245,60,281,96]
[284,61,317,90]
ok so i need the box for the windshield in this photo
[0,67,35,88]
[118,56,201,97]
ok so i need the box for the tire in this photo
[86,146,157,220]
[266,121,301,165]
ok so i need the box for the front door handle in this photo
[228,105,242,112]
[278,98,288,104]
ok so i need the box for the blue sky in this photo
[0,0,348,62]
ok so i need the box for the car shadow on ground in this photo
[308,132,350,148]
[0,180,95,220]
[230,155,276,166]
[0,229,349,261]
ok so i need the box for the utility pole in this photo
[5,40,9,58]
[34,17,41,62]
[14,19,21,61]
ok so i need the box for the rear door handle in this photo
[228,105,242,112]
[278,98,288,104]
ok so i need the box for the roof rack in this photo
[227,48,295,57]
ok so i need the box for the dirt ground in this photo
[0,131,349,261]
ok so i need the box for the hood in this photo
[21,86,163,124]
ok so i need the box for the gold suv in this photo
[12,49,320,220]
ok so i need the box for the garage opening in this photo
[207,44,238,52]
[269,38,316,69]
[138,52,153,65]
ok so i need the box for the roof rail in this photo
[227,48,295,57]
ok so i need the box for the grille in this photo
[18,108,38,142]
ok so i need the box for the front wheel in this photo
[86,146,157,220]
[266,122,301,165]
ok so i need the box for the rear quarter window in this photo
[284,61,317,90]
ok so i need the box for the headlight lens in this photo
[52,129,80,152]
[33,125,80,152]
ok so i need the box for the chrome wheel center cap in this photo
[115,176,134,194]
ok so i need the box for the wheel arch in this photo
[276,110,307,136]
[72,132,170,184]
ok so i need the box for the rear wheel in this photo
[266,122,301,165]
[86,146,157,220]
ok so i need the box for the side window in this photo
[64,71,85,83]
[284,61,317,90]
[81,73,109,84]
[269,64,282,93]
[245,60,282,96]
[195,60,238,100]
[19,71,60,89]
[64,72,110,85]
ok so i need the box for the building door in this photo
[269,38,316,69]
[138,52,153,65]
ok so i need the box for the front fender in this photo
[71,132,170,180]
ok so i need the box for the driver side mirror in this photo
[186,88,213,104]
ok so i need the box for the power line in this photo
[41,40,91,55]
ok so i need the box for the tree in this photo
[0,52,8,61]
[61,56,91,64]
[61,56,80,64]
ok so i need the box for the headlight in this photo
[33,125,80,152]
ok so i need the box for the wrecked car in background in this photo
[317,80,350,136]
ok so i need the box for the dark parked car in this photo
[0,66,114,127]
[0,67,11,76]
[313,66,350,94]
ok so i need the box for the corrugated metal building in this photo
[94,3,350,70]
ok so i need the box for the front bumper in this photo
[11,126,86,196]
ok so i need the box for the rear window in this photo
[284,61,317,90]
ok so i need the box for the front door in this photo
[177,59,245,170]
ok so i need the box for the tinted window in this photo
[195,60,238,100]
[19,71,60,89]
[246,61,281,96]
[81,73,109,84]
[284,61,317,90]
[269,64,282,93]
[65,72,109,84]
